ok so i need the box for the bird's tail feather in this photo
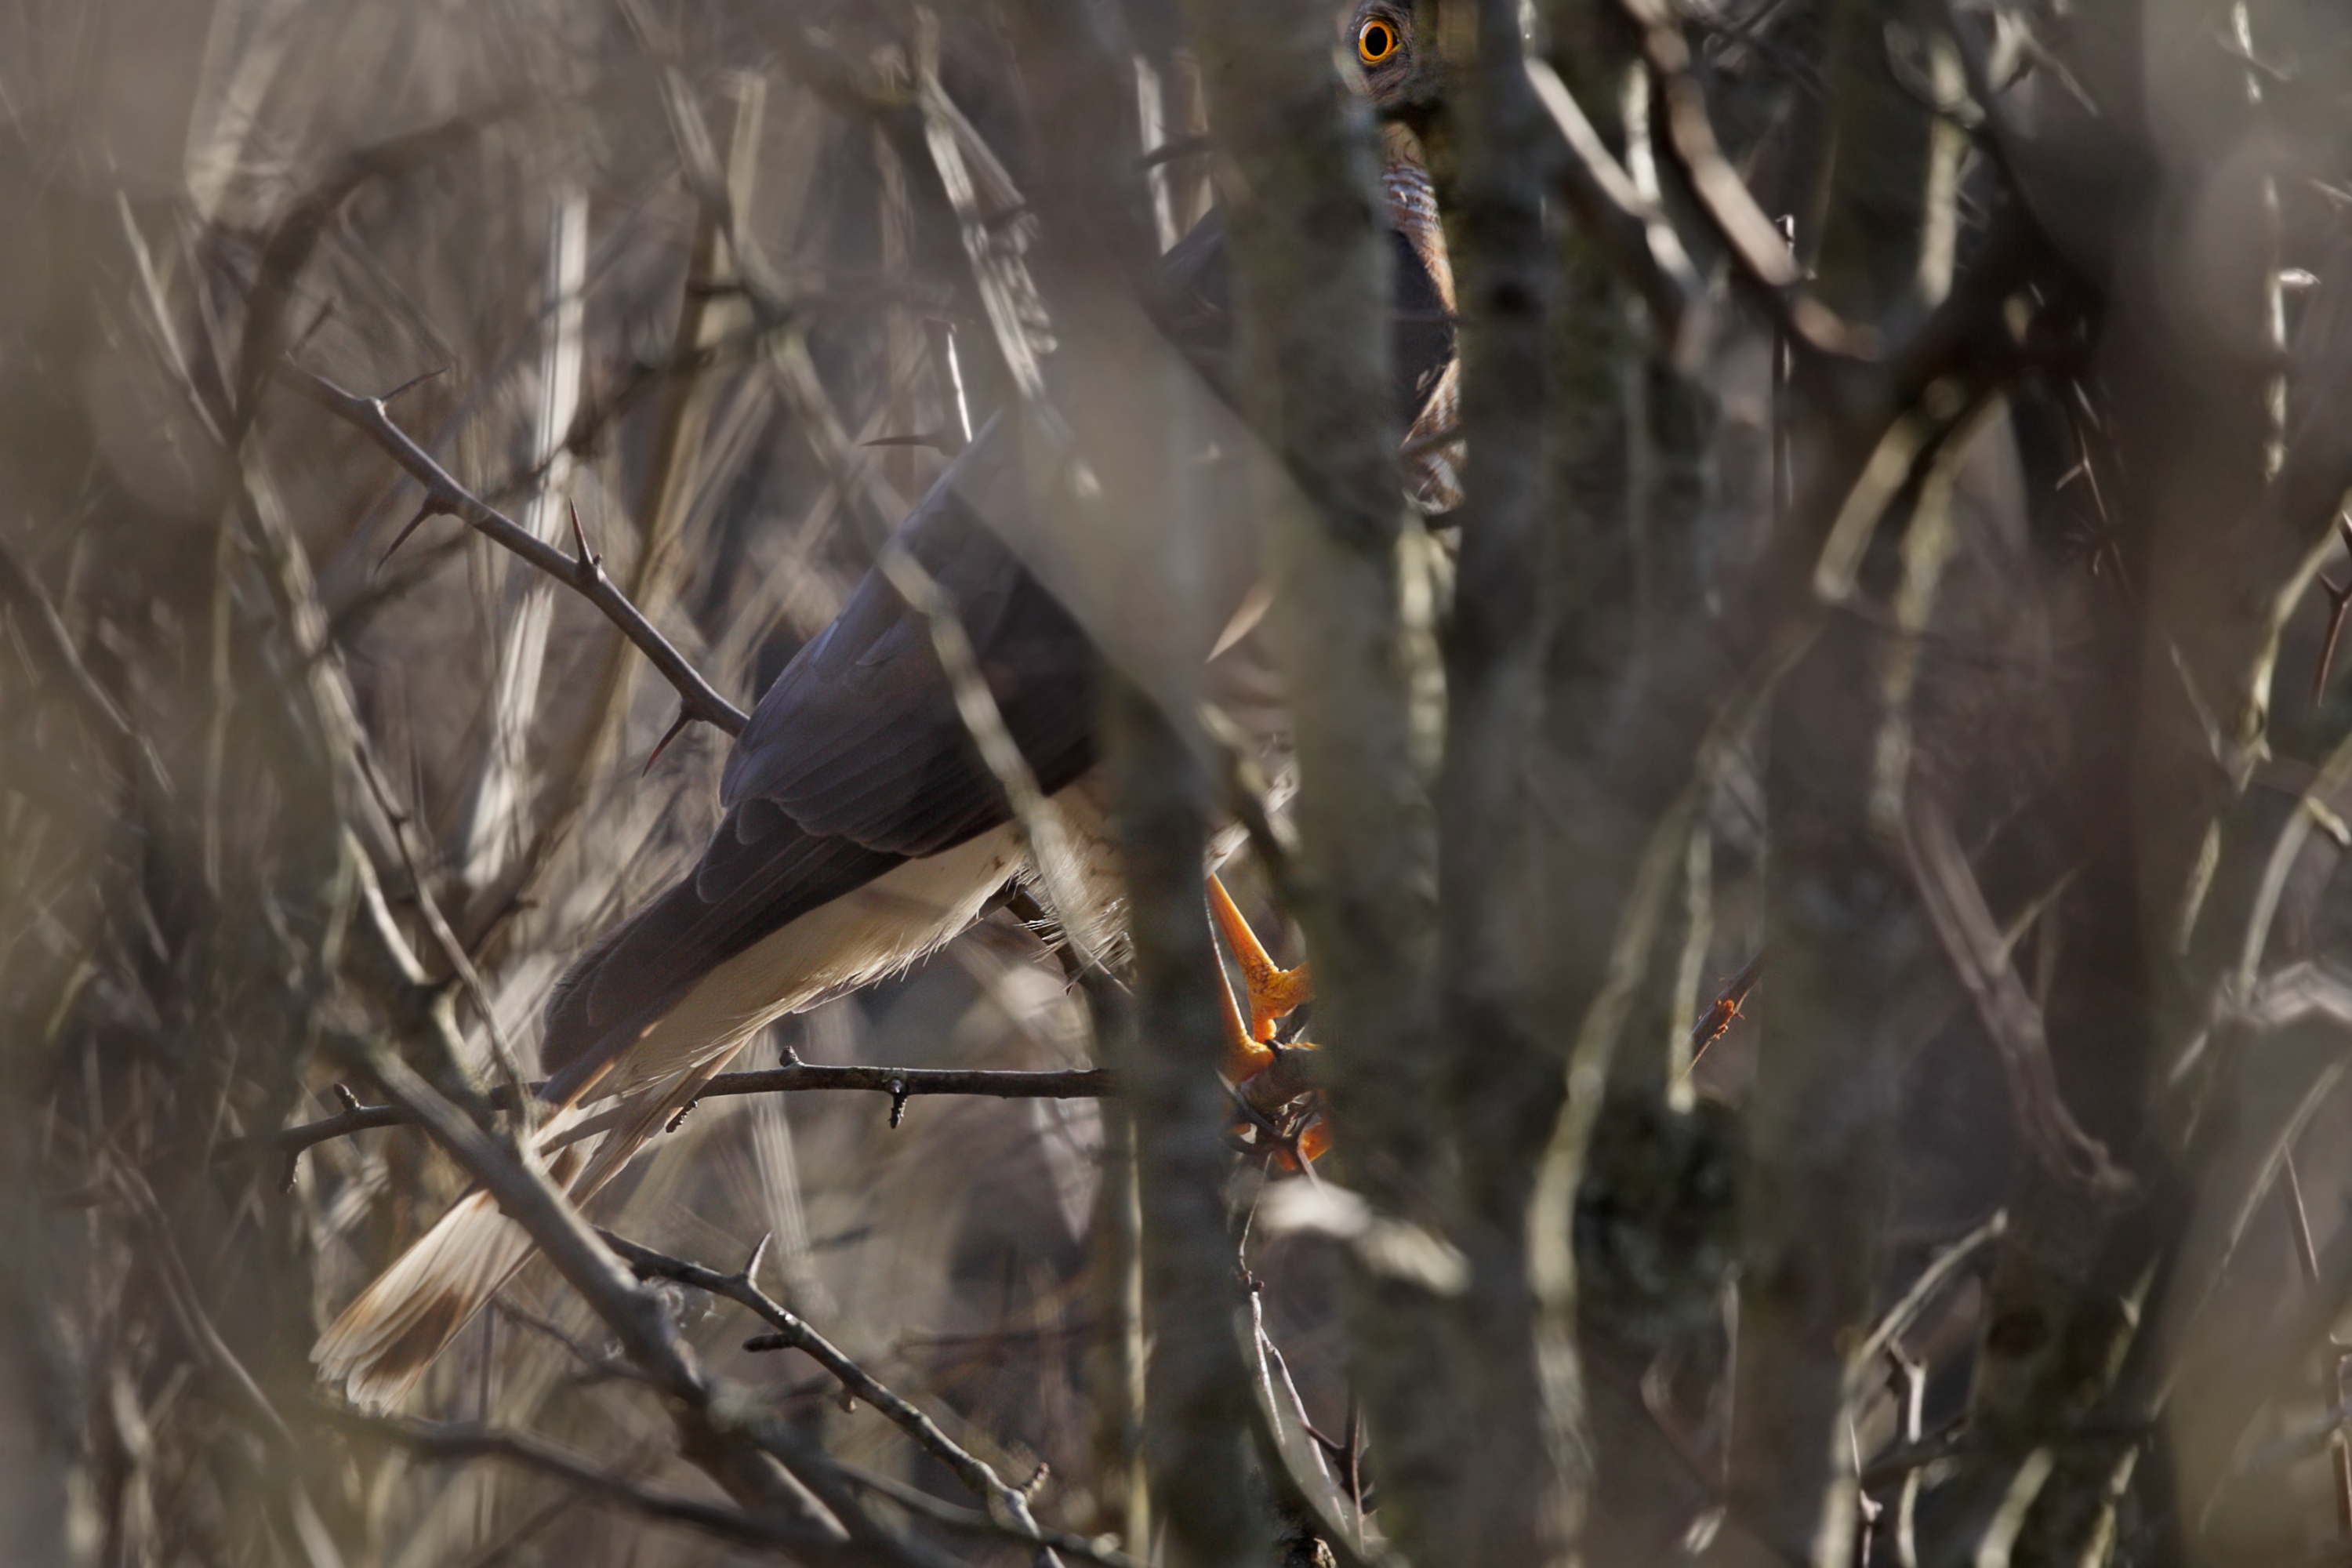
[313,1058,742,1410]
[311,1188,535,1411]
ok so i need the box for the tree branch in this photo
[280,365,749,736]
[321,1407,848,1557]
[1523,59,1711,372]
[598,1229,1071,1566]
[245,1059,1115,1165]
[1902,789,2131,1195]
[321,1031,956,1566]
[1616,0,1870,359]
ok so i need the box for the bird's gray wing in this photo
[539,426,1095,1099]
[541,198,1458,1098]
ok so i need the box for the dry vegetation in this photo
[11,1,2352,1566]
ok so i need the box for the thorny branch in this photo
[281,365,750,737]
[597,1228,1075,1565]
[241,1058,1116,1167]
[1902,789,2130,1194]
[1615,0,1865,358]
[320,1033,956,1566]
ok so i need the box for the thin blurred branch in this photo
[829,1461,1145,1568]
[1902,789,2129,1194]
[0,538,175,802]
[321,1409,830,1557]
[1854,1210,2009,1376]
[229,117,487,437]
[1523,59,1710,370]
[1614,0,1858,357]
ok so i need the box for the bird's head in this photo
[1345,1,1439,114]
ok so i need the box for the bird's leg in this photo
[1206,874,1313,1042]
[1207,874,1329,1166]
[1214,946,1275,1083]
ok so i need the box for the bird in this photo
[314,0,1456,1410]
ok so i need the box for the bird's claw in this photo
[1207,874,1313,1043]
[1207,873,1327,1167]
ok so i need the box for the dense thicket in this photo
[9,2,2352,1566]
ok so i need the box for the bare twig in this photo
[1616,0,1866,358]
[230,118,485,435]
[281,365,748,735]
[1685,951,1764,1075]
[320,1030,947,1563]
[1523,59,1711,371]
[1242,1295,1395,1568]
[597,1230,1069,1563]
[0,537,176,803]
[1859,1419,1972,1490]
[244,1058,1112,1165]
[2318,575,2352,702]
[1855,1210,2008,1375]
[1901,789,2132,1195]
[826,1459,1142,1568]
[110,1161,297,1454]
[350,746,533,1123]
[320,1407,844,1555]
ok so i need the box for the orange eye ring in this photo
[1358,18,1399,64]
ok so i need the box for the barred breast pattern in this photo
[1380,142,1462,514]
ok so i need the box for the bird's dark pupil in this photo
[1362,22,1394,60]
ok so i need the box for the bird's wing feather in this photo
[539,435,1098,1100]
[720,430,1097,850]
[539,194,1457,1097]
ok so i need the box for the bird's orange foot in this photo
[1207,873,1324,1167]
[1208,875,1312,1040]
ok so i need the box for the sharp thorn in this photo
[642,709,693,776]
[742,1232,772,1282]
[381,365,446,405]
[377,501,440,568]
[568,499,597,570]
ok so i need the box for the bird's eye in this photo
[1358,18,1399,64]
